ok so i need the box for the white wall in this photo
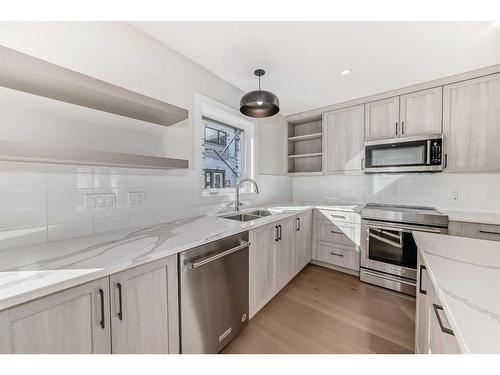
[0,22,291,251]
[292,174,500,213]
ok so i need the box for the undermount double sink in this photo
[221,209,276,222]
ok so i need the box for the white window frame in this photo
[194,93,256,202]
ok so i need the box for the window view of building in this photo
[202,117,243,189]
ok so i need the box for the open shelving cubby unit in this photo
[287,113,323,175]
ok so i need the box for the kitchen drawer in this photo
[315,219,360,247]
[315,209,361,224]
[315,241,360,271]
[448,221,500,242]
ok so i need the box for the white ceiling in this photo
[132,22,500,115]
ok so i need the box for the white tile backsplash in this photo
[293,173,500,213]
[0,163,292,250]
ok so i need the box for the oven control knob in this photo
[241,313,247,322]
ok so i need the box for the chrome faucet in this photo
[235,178,260,212]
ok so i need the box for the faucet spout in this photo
[235,178,260,212]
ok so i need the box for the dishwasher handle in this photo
[190,241,251,269]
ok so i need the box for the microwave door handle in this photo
[426,140,431,164]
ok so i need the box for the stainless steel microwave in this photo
[364,134,443,173]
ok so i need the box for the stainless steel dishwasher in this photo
[179,231,249,354]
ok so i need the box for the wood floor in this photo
[223,264,415,354]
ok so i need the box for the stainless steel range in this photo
[360,204,448,296]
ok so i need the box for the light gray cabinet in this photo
[275,217,297,290]
[109,255,179,354]
[415,257,429,354]
[399,87,443,136]
[448,221,500,242]
[443,73,500,172]
[365,96,400,141]
[0,277,111,354]
[294,210,312,272]
[249,222,278,317]
[415,252,462,354]
[365,88,443,141]
[249,212,313,318]
[324,105,365,172]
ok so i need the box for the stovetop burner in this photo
[361,203,448,227]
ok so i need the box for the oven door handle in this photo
[366,223,443,234]
[369,232,402,248]
[363,269,416,287]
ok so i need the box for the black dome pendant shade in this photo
[240,69,280,118]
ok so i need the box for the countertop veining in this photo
[413,232,500,354]
[0,201,361,311]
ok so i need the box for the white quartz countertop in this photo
[0,201,361,311]
[444,210,500,226]
[413,232,500,353]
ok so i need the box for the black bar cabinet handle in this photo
[117,282,123,320]
[275,226,279,242]
[401,121,405,134]
[432,304,454,336]
[419,265,427,295]
[296,217,300,231]
[395,122,398,135]
[98,288,105,329]
[278,225,282,240]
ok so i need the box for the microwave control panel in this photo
[429,139,442,165]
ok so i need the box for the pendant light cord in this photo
[258,75,261,90]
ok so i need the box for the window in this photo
[202,117,243,190]
[204,126,228,146]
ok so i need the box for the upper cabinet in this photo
[399,87,443,137]
[365,96,400,140]
[324,105,365,172]
[365,87,443,141]
[443,73,500,172]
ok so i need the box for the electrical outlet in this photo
[128,191,145,207]
[448,190,458,200]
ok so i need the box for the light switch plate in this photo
[86,193,116,211]
[448,190,458,200]
[128,191,145,207]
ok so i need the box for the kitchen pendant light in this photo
[240,69,280,118]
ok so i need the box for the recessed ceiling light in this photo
[340,69,351,76]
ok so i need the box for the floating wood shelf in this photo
[0,140,189,170]
[287,132,323,141]
[0,46,188,127]
[287,152,323,159]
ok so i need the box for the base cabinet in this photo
[415,252,462,354]
[0,255,179,354]
[249,222,278,317]
[110,255,179,354]
[295,210,312,272]
[0,277,111,354]
[249,212,313,318]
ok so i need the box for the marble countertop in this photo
[0,201,361,311]
[444,210,500,226]
[414,232,500,353]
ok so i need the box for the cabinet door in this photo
[325,105,365,172]
[249,223,278,317]
[428,286,462,354]
[415,254,429,354]
[110,255,179,354]
[365,96,400,141]
[275,217,297,290]
[294,210,312,272]
[400,87,443,137]
[0,278,110,354]
[443,73,500,172]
